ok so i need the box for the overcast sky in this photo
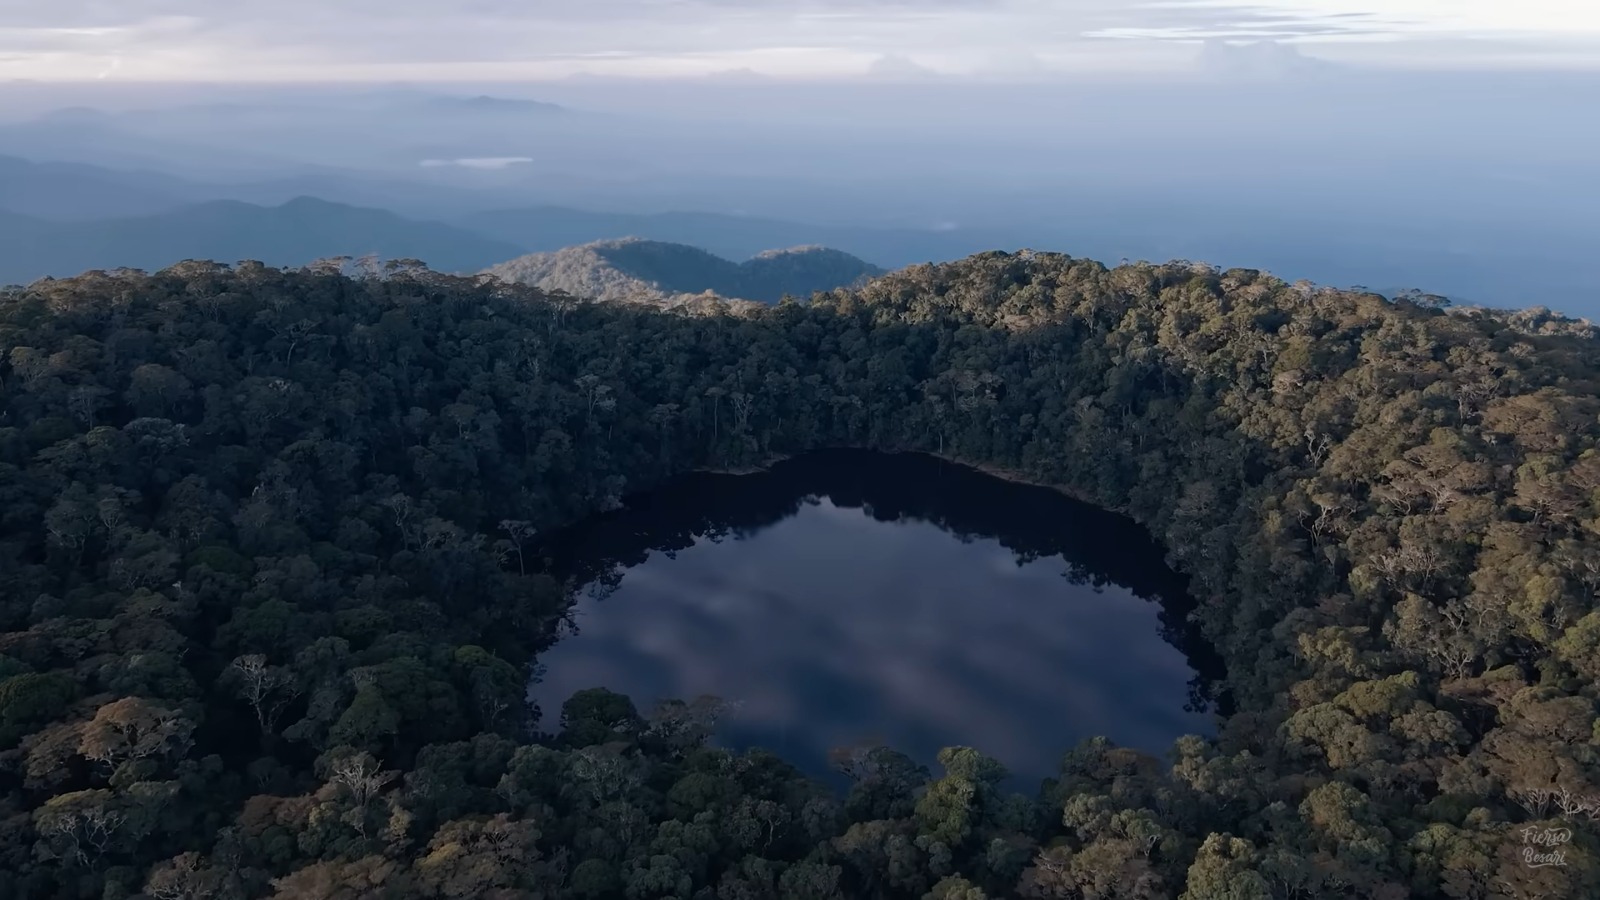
[2,0,1597,81]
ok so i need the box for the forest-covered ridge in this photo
[1,252,1598,899]
[482,238,884,305]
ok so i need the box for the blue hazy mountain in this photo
[0,197,524,285]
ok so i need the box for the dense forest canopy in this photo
[1,253,1598,898]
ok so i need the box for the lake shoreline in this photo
[542,446,1216,782]
[695,447,1119,514]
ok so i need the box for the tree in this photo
[496,520,538,575]
[144,852,224,900]
[228,654,300,736]
[411,814,543,898]
[1179,835,1271,900]
[0,672,75,746]
[126,363,193,417]
[560,688,641,748]
[35,789,127,866]
[78,697,194,771]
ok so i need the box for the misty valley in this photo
[528,450,1218,785]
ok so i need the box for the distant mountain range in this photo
[484,238,884,304]
[0,193,885,300]
[0,156,964,287]
[0,197,523,284]
[0,153,519,223]
[0,154,195,221]
[421,95,567,115]
[1,148,1594,311]
[0,151,988,276]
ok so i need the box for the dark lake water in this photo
[530,450,1219,784]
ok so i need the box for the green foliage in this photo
[560,687,642,748]
[0,671,75,747]
[0,255,1598,897]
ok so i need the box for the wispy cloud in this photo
[1103,0,1600,42]
[0,0,1595,80]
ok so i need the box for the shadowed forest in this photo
[1,253,1599,898]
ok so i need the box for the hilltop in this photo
[483,237,885,303]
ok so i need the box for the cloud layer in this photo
[1,0,1596,79]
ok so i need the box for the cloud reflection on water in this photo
[531,475,1215,783]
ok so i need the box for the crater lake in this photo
[529,449,1220,784]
